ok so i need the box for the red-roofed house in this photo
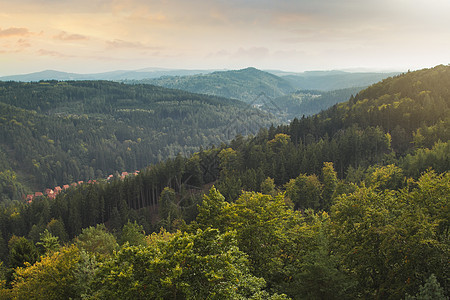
[54,186,62,193]
[35,192,44,197]
[63,184,70,190]
[26,194,34,203]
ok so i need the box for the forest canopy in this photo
[0,80,277,195]
[0,65,448,299]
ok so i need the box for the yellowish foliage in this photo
[10,246,81,300]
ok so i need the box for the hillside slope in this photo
[30,64,449,228]
[0,66,448,300]
[268,87,364,121]
[136,67,295,103]
[282,70,400,91]
[0,81,276,196]
[90,64,450,209]
[135,68,398,121]
[0,68,214,81]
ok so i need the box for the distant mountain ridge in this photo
[281,71,401,91]
[133,67,399,120]
[0,68,217,82]
[1,67,399,92]
[135,67,295,103]
[1,67,400,123]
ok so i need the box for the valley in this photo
[0,65,448,299]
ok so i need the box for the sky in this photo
[1,0,450,76]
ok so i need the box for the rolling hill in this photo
[132,68,399,121]
[268,87,364,121]
[0,65,447,300]
[281,70,401,91]
[0,68,215,82]
[0,80,276,197]
[2,68,400,124]
[136,67,296,103]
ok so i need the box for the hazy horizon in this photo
[1,0,449,76]
[1,65,408,79]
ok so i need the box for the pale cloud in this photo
[232,47,270,59]
[16,39,31,49]
[106,39,161,51]
[0,0,113,14]
[270,12,313,26]
[53,31,89,41]
[37,49,76,58]
[207,47,271,60]
[206,49,231,58]
[0,27,30,38]
[126,10,167,23]
[0,38,32,54]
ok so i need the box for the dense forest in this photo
[266,87,363,121]
[132,67,295,103]
[0,65,448,299]
[134,68,396,122]
[281,70,400,91]
[0,80,277,196]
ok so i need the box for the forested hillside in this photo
[134,68,396,122]
[133,67,295,103]
[0,68,213,82]
[282,70,400,91]
[0,65,448,299]
[267,87,363,121]
[0,81,276,197]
